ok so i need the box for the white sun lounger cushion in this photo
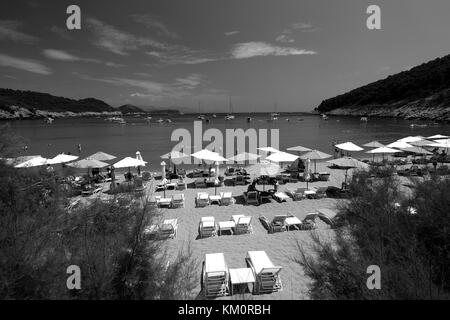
[248,251,282,275]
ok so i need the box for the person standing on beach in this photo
[77,143,82,154]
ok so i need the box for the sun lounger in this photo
[244,191,259,206]
[148,195,161,207]
[194,178,207,188]
[317,208,337,226]
[219,192,233,206]
[199,216,217,238]
[232,215,253,235]
[246,251,282,294]
[272,191,290,202]
[158,197,172,208]
[134,178,146,193]
[313,186,328,198]
[176,180,186,190]
[202,253,229,297]
[171,194,185,208]
[269,215,287,233]
[81,185,103,196]
[287,188,307,201]
[155,179,167,192]
[233,175,246,186]
[159,219,178,238]
[195,192,210,207]
[318,172,330,181]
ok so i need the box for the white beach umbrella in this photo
[366,146,401,162]
[6,155,41,166]
[67,158,110,169]
[265,151,299,163]
[286,145,312,153]
[87,151,116,161]
[257,146,280,153]
[161,161,166,180]
[245,160,280,176]
[428,134,449,140]
[397,136,424,143]
[160,161,167,196]
[409,139,435,147]
[299,150,332,173]
[402,146,433,155]
[303,158,311,189]
[191,149,228,163]
[227,151,261,164]
[327,157,369,185]
[47,153,79,165]
[335,142,364,152]
[15,156,49,168]
[245,160,280,191]
[363,141,385,148]
[386,141,413,149]
[135,151,145,175]
[428,139,450,150]
[114,157,147,168]
[214,161,220,195]
[161,150,190,160]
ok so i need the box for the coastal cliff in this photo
[316,54,450,121]
[0,89,181,120]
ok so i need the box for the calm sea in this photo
[7,113,450,171]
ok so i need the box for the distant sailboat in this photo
[225,96,235,120]
[267,103,279,121]
[45,117,54,124]
[197,101,206,120]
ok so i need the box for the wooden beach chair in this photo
[317,208,338,226]
[246,251,282,294]
[171,194,185,208]
[202,253,229,297]
[195,192,210,207]
[244,191,259,206]
[176,179,186,190]
[219,192,233,206]
[233,175,246,186]
[318,172,331,181]
[199,216,217,238]
[134,178,146,193]
[231,215,253,235]
[313,186,328,198]
[272,191,290,202]
[269,215,287,233]
[287,187,307,201]
[195,178,207,188]
[159,219,178,238]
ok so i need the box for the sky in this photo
[1,0,450,112]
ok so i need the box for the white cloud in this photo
[231,42,316,59]
[43,49,81,61]
[86,17,165,55]
[0,53,51,75]
[0,20,38,43]
[275,34,295,43]
[130,14,179,39]
[43,49,124,67]
[225,31,240,36]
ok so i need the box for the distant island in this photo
[316,54,450,121]
[0,88,183,120]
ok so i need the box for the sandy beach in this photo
[67,159,430,300]
[126,162,347,299]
